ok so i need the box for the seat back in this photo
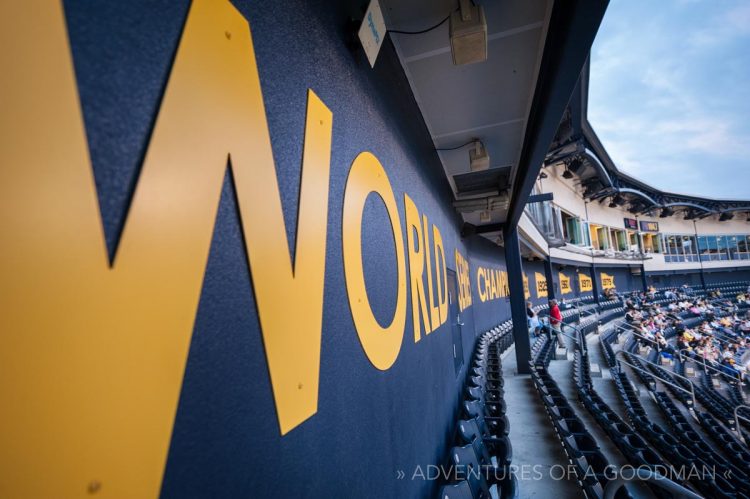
[450,444,491,499]
[437,480,472,499]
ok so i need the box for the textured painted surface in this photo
[1,0,521,497]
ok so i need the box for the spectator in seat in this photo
[527,301,541,337]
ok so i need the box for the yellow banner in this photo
[559,272,572,294]
[578,273,593,292]
[535,272,548,298]
[523,273,530,299]
[600,272,616,290]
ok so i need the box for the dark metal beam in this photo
[503,0,609,235]
[527,193,554,203]
[544,258,556,301]
[590,264,601,305]
[475,223,504,234]
[504,227,532,374]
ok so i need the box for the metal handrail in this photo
[676,347,744,384]
[614,350,697,407]
[619,320,744,383]
[734,405,750,444]
[603,468,702,499]
[557,317,590,353]
[541,318,582,348]
[615,325,659,347]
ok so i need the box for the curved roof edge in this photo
[545,58,750,219]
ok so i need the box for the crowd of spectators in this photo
[623,285,750,380]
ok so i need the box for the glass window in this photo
[682,235,696,262]
[698,236,709,261]
[581,222,591,247]
[684,236,695,257]
[716,235,729,260]
[666,235,679,255]
[707,236,719,260]
[728,235,739,260]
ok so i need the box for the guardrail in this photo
[617,321,744,385]
[541,317,584,353]
[614,350,696,408]
[734,405,750,444]
[677,348,743,384]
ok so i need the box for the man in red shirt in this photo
[549,299,565,347]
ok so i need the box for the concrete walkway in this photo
[501,345,581,498]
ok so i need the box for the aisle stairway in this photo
[500,344,583,498]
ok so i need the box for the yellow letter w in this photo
[0,1,331,497]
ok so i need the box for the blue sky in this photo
[589,0,750,200]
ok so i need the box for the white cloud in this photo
[588,0,750,198]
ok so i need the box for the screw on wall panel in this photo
[87,481,101,494]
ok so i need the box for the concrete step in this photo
[501,345,582,498]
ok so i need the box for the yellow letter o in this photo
[342,152,407,370]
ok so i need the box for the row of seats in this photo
[529,327,627,499]
[607,324,749,497]
[438,324,518,499]
[599,317,745,496]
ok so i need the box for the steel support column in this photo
[505,227,532,374]
[591,264,601,305]
[640,265,648,292]
[544,258,556,301]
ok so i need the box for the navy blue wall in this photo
[597,266,639,294]
[705,268,750,284]
[522,259,549,307]
[465,236,512,333]
[61,0,516,497]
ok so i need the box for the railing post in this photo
[734,405,750,443]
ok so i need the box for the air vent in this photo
[453,166,511,196]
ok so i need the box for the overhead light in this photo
[562,168,574,179]
[719,212,734,222]
[469,140,489,171]
[609,194,625,208]
[450,0,487,65]
[539,171,548,179]
[568,158,583,174]
[660,207,674,218]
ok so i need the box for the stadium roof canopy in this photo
[382,0,609,236]
[546,60,750,222]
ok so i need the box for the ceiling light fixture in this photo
[659,207,674,218]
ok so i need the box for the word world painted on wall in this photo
[0,1,461,497]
